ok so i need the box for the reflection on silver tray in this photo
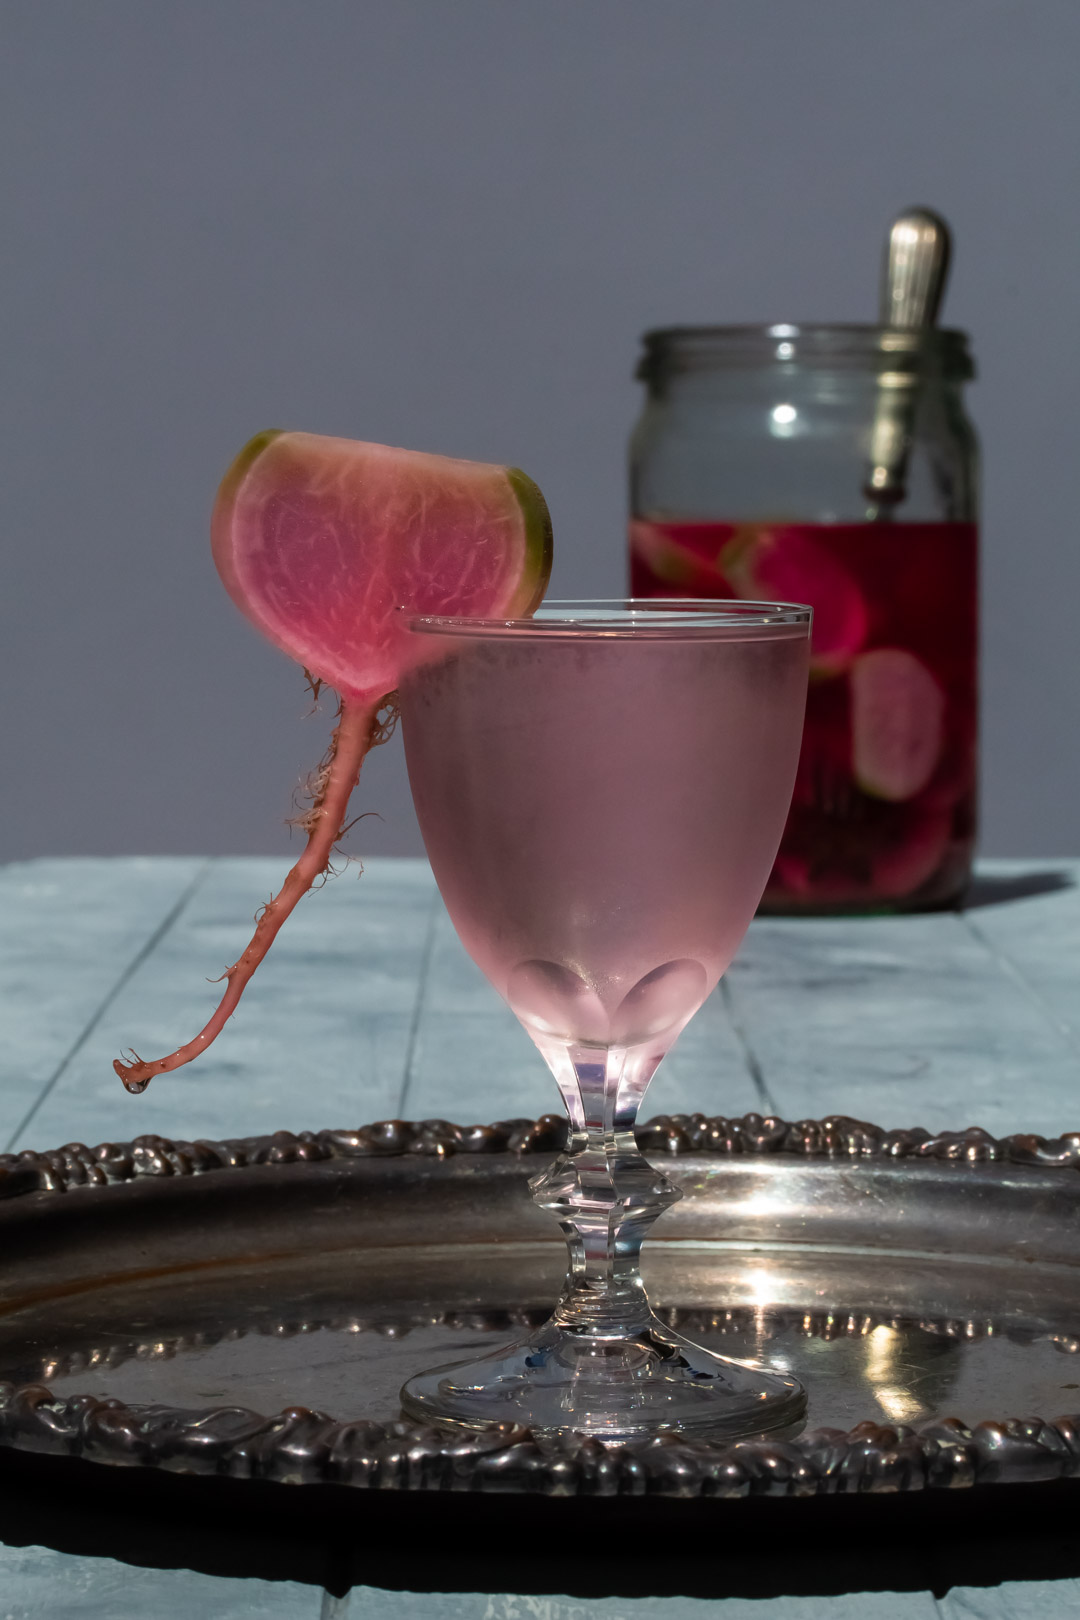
[0,1111,1079,1498]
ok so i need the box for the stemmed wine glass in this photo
[397,599,811,1440]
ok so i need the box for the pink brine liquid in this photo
[631,521,978,911]
[400,622,808,1053]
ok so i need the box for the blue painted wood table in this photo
[0,855,1078,1619]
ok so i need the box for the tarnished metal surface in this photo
[0,1112,1079,1497]
[878,208,951,332]
[864,206,953,509]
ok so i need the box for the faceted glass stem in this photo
[531,1038,676,1338]
[400,1032,806,1440]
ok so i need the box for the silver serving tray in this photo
[1,1111,1079,1501]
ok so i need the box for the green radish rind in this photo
[210,429,286,657]
[216,428,285,505]
[504,465,554,617]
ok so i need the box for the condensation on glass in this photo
[629,324,979,914]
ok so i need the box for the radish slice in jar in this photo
[851,647,946,802]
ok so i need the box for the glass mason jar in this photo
[629,324,978,913]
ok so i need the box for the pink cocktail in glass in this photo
[398,600,811,1439]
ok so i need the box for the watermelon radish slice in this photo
[770,802,952,905]
[116,431,552,1093]
[215,432,552,703]
[628,521,725,593]
[871,806,953,899]
[720,527,868,675]
[851,648,945,803]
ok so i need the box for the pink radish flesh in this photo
[721,528,868,674]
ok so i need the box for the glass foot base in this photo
[400,1315,805,1442]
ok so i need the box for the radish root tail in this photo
[114,690,392,1094]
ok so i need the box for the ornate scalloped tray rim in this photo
[3,1111,1080,1500]
[2,1382,1079,1499]
[3,1109,1080,1197]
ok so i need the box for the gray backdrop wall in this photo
[2,0,1077,863]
